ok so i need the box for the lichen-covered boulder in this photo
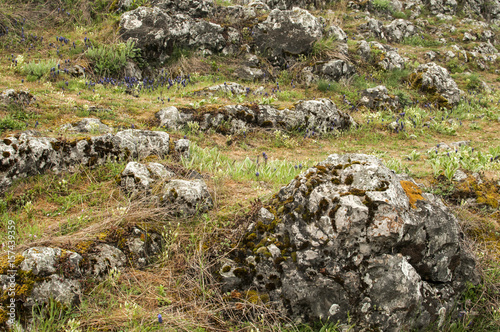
[383,19,418,43]
[0,130,171,194]
[162,179,213,215]
[253,7,323,62]
[222,153,479,330]
[120,6,225,62]
[121,161,175,192]
[359,85,400,110]
[409,62,461,106]
[425,0,457,15]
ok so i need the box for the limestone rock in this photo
[253,7,323,62]
[120,6,225,62]
[1,89,34,106]
[0,130,171,194]
[222,153,479,330]
[20,247,82,277]
[28,275,82,308]
[315,60,356,81]
[152,0,213,17]
[162,179,213,215]
[88,244,126,277]
[156,106,182,129]
[410,62,461,106]
[359,85,400,110]
[63,118,112,134]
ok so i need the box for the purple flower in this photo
[158,314,163,323]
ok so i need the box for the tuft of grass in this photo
[21,59,59,80]
[85,39,140,77]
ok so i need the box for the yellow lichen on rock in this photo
[400,181,425,209]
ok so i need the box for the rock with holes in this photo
[0,130,171,194]
[410,62,461,106]
[0,247,84,309]
[221,153,479,330]
[253,7,323,63]
[162,179,213,215]
[120,161,175,193]
[87,244,127,277]
[120,6,225,62]
[359,85,400,110]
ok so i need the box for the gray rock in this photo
[126,227,164,268]
[222,153,479,329]
[453,169,468,182]
[463,32,476,42]
[152,0,214,17]
[175,139,190,159]
[28,275,81,307]
[425,0,458,15]
[120,6,225,62]
[326,23,348,43]
[20,247,82,277]
[88,244,126,277]
[411,62,461,106]
[123,60,142,80]
[315,59,356,81]
[253,7,323,62]
[121,161,155,193]
[474,42,498,55]
[67,65,85,77]
[379,51,406,71]
[162,179,213,215]
[64,118,112,134]
[1,89,34,106]
[234,66,267,81]
[205,82,247,95]
[359,85,400,110]
[156,106,182,129]
[0,130,171,194]
[384,19,418,43]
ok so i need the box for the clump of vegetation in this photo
[85,39,140,77]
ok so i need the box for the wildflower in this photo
[255,172,259,177]
[158,314,163,323]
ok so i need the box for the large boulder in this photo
[409,62,461,106]
[253,7,323,63]
[222,154,479,330]
[120,6,225,62]
[0,130,171,194]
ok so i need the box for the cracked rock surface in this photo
[221,153,478,330]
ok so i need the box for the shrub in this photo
[21,59,59,80]
[85,39,140,76]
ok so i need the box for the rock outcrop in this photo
[253,7,323,63]
[60,118,112,134]
[221,153,479,330]
[409,62,462,106]
[155,99,356,135]
[315,60,356,81]
[0,130,173,194]
[359,85,400,110]
[0,227,164,313]
[120,161,213,216]
[120,6,226,62]
[1,89,34,106]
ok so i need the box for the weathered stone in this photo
[360,18,418,43]
[0,130,171,194]
[359,85,400,110]
[175,139,190,159]
[153,99,356,135]
[63,118,112,134]
[1,89,34,106]
[162,179,213,215]
[234,66,267,81]
[120,6,225,62]
[87,244,126,277]
[222,153,479,330]
[253,7,323,62]
[411,62,461,106]
[315,60,356,81]
[20,247,82,277]
[204,82,247,95]
[27,275,81,308]
[156,106,182,129]
[152,0,214,17]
